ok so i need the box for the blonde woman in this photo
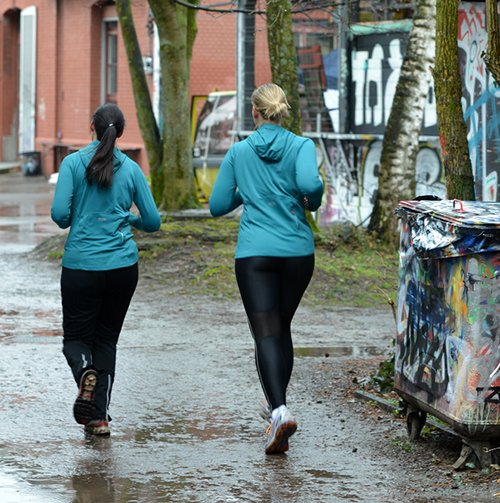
[209,83,324,454]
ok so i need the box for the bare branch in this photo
[172,0,345,15]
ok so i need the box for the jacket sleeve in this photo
[296,138,324,211]
[209,147,243,217]
[51,158,74,229]
[131,166,161,232]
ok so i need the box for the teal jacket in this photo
[209,123,324,258]
[51,141,161,270]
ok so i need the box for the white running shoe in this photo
[264,405,297,455]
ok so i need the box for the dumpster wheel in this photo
[406,409,427,441]
[452,439,495,470]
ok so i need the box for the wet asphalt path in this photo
[0,172,408,502]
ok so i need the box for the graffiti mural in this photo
[458,2,500,202]
[318,3,500,227]
[350,25,437,136]
[395,202,500,436]
[318,138,445,226]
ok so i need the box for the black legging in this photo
[235,255,314,411]
[61,263,138,420]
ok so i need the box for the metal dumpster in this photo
[395,199,500,468]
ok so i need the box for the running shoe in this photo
[73,369,98,425]
[84,419,110,436]
[264,406,297,455]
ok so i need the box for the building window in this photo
[104,20,118,101]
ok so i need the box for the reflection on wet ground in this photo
[0,173,60,254]
[0,471,66,503]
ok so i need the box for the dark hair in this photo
[86,103,125,188]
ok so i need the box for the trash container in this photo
[20,151,42,176]
[394,199,500,468]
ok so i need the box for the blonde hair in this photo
[251,83,290,122]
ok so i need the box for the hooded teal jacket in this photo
[209,123,324,258]
[51,141,161,270]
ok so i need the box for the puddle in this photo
[0,471,66,502]
[294,346,385,358]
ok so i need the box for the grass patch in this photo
[308,224,398,308]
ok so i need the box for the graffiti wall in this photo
[394,202,500,435]
[319,2,500,227]
[349,24,437,136]
[317,138,445,226]
[459,2,500,201]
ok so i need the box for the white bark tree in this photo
[369,0,436,245]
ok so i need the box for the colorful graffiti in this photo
[319,2,500,227]
[395,202,500,436]
[318,138,445,226]
[458,3,500,202]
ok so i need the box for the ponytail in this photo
[86,103,125,189]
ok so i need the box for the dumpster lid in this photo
[397,200,500,229]
[396,200,500,256]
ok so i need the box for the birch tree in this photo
[116,0,199,210]
[369,0,436,245]
[434,0,475,200]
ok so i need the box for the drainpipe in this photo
[56,0,62,144]
[236,0,255,134]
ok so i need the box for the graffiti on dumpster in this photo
[397,253,452,402]
[476,387,500,404]
[396,214,500,430]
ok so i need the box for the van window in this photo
[194,94,236,157]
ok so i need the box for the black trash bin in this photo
[20,151,42,176]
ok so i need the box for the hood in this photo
[247,124,289,162]
[78,141,127,171]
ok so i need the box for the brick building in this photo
[0,0,271,176]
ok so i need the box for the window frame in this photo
[101,18,119,103]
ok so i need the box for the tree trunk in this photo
[369,0,436,246]
[483,0,500,86]
[115,0,162,202]
[434,0,475,200]
[266,0,301,135]
[148,0,199,211]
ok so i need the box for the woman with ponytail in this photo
[51,103,160,436]
[209,83,324,454]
